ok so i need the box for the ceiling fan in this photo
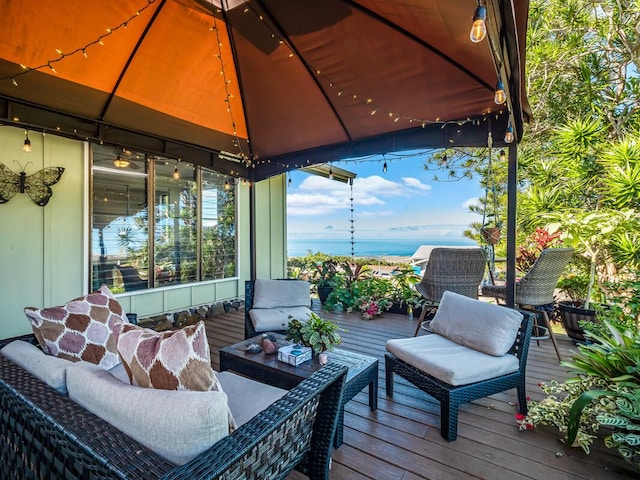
[112,147,143,170]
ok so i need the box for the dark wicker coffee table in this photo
[219,333,378,447]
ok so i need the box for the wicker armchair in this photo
[386,309,534,442]
[0,338,347,480]
[413,247,487,336]
[482,247,574,361]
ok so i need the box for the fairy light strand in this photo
[2,0,157,86]
[238,0,499,131]
[208,5,251,167]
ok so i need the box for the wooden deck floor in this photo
[204,302,637,480]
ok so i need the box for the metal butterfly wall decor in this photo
[0,161,65,207]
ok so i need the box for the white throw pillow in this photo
[429,291,523,356]
[67,362,233,465]
[252,279,310,308]
[1,340,72,394]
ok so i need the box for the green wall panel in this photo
[0,126,287,340]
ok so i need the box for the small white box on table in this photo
[277,344,312,366]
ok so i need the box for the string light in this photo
[208,7,252,168]
[23,131,31,152]
[173,161,180,179]
[382,161,388,173]
[470,1,487,43]
[288,173,292,187]
[504,122,514,144]
[328,166,334,180]
[1,0,157,86]
[494,80,506,105]
[224,179,231,190]
[499,149,506,162]
[237,0,491,131]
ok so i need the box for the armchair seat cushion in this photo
[386,334,519,386]
[249,306,313,332]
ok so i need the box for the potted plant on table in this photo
[286,312,345,354]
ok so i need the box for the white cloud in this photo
[402,177,432,191]
[462,197,479,209]
[288,174,432,216]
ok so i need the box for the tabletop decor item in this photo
[286,312,345,354]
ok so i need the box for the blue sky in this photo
[286,151,484,244]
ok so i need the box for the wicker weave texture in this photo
[0,344,347,480]
[386,311,534,441]
[415,248,487,302]
[482,248,574,306]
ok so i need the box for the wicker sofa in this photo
[0,334,347,480]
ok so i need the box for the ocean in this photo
[287,237,476,258]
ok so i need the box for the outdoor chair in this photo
[386,291,534,442]
[481,247,574,361]
[413,247,487,336]
[244,279,312,339]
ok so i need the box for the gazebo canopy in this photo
[0,0,529,181]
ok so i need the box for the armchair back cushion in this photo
[430,291,523,356]
[67,362,233,466]
[252,279,310,308]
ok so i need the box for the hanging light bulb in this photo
[382,161,388,173]
[328,166,334,180]
[469,1,487,43]
[499,149,506,162]
[288,174,292,187]
[224,179,231,190]
[113,155,130,168]
[504,123,515,144]
[23,131,32,152]
[494,80,506,104]
[173,163,180,179]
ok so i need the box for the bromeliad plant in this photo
[286,312,345,353]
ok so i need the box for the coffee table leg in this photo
[369,376,378,411]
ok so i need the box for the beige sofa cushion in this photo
[429,291,523,356]
[386,334,519,386]
[1,340,72,394]
[67,362,233,465]
[217,371,287,427]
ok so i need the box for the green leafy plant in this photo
[521,318,640,469]
[286,312,345,353]
[389,267,422,308]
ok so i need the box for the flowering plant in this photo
[356,296,391,320]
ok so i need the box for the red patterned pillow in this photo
[117,321,222,392]
[24,285,127,369]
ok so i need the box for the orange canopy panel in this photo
[0,0,530,181]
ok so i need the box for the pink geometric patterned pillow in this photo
[24,285,127,369]
[117,321,222,392]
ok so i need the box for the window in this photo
[90,144,237,293]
